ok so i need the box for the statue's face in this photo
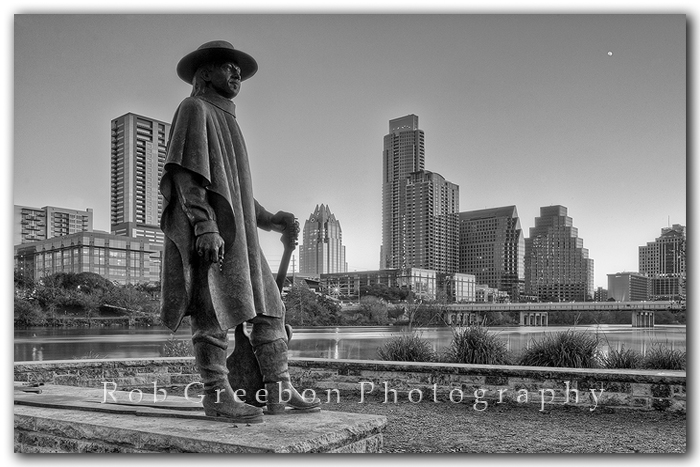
[205,62,241,99]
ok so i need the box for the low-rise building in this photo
[594,287,608,302]
[441,272,476,303]
[14,231,161,285]
[475,284,510,303]
[607,272,650,302]
[320,268,439,301]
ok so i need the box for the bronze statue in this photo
[159,40,321,422]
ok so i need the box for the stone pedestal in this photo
[14,384,387,453]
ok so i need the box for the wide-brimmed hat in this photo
[176,40,258,84]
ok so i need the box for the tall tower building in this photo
[404,170,459,274]
[381,115,425,270]
[380,115,459,274]
[459,205,525,300]
[639,224,686,277]
[14,205,93,245]
[299,204,347,275]
[639,224,686,300]
[110,113,170,246]
[524,205,594,301]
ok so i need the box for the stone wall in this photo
[14,357,685,412]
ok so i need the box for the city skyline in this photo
[12,14,686,288]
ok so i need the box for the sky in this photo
[0,2,695,465]
[9,10,687,289]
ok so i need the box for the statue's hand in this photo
[270,211,295,233]
[270,211,299,250]
[196,232,225,268]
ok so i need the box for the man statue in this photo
[159,40,321,422]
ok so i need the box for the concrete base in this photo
[14,384,387,453]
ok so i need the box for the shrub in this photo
[131,313,162,326]
[600,345,642,369]
[73,350,106,360]
[441,326,511,365]
[518,330,600,368]
[642,345,686,370]
[161,336,193,357]
[377,333,436,362]
[14,299,47,327]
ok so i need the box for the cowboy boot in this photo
[254,338,321,415]
[193,337,263,423]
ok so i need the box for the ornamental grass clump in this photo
[377,333,436,362]
[642,344,686,370]
[600,345,643,369]
[442,325,511,365]
[518,330,600,368]
[161,336,194,358]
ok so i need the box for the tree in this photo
[135,281,161,300]
[14,270,35,291]
[103,285,152,313]
[401,301,445,329]
[283,283,341,326]
[15,299,47,327]
[358,296,389,324]
[73,272,115,294]
[315,294,342,324]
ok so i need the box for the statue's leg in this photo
[190,290,263,422]
[249,315,321,414]
[226,324,265,407]
[226,322,295,407]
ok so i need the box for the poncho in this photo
[159,92,283,331]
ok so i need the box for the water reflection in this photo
[31,346,44,361]
[14,324,686,362]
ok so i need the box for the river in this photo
[14,324,686,362]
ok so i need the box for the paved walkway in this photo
[323,394,686,453]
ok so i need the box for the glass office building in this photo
[14,231,161,285]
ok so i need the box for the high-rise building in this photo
[639,224,686,300]
[110,113,170,246]
[458,205,525,300]
[380,115,459,274]
[14,205,93,245]
[639,224,686,277]
[403,170,459,273]
[299,204,347,275]
[524,205,594,301]
[381,115,425,270]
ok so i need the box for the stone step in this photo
[14,384,387,453]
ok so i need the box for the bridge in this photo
[443,301,682,328]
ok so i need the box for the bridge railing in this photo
[445,301,681,313]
